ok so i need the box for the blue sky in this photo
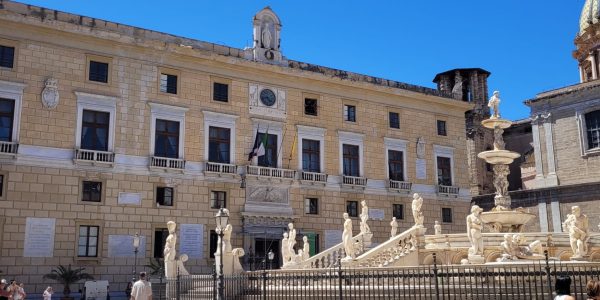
[20,0,583,121]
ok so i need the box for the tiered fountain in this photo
[477,91,536,232]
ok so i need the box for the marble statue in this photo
[342,213,354,259]
[223,224,232,253]
[416,137,426,159]
[359,200,371,234]
[488,91,501,119]
[498,233,543,262]
[493,165,510,207]
[451,71,463,99]
[562,206,590,259]
[466,206,484,256]
[390,217,398,238]
[262,23,272,49]
[164,221,177,278]
[281,232,290,264]
[412,193,424,227]
[434,221,442,236]
[493,127,506,150]
[287,223,297,258]
[302,236,310,261]
[498,234,516,261]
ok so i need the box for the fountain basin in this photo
[477,150,521,165]
[480,210,536,233]
[482,118,512,130]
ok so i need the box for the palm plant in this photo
[145,257,163,276]
[43,265,94,298]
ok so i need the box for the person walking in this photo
[130,272,152,300]
[587,279,600,300]
[555,276,576,300]
[42,287,53,300]
[13,282,25,300]
[0,279,10,300]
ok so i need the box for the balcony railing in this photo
[0,141,18,156]
[437,185,460,196]
[300,171,328,183]
[205,162,237,175]
[246,165,295,179]
[342,175,367,186]
[150,156,186,171]
[74,149,115,165]
[389,180,412,192]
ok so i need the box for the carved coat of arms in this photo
[41,78,59,109]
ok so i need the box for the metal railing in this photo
[74,149,115,165]
[246,165,295,179]
[300,171,328,183]
[150,156,186,170]
[0,141,18,155]
[205,162,237,175]
[388,180,412,192]
[437,185,460,196]
[342,175,367,186]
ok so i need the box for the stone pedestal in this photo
[215,248,245,276]
[468,254,485,264]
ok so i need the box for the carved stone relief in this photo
[41,78,59,109]
[247,185,289,205]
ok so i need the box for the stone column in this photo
[541,113,558,186]
[579,65,585,83]
[531,116,545,188]
[590,52,598,80]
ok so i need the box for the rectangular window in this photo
[0,98,15,142]
[437,156,452,186]
[305,198,318,215]
[81,181,102,202]
[388,150,404,181]
[156,187,173,207]
[210,191,226,209]
[0,45,15,69]
[389,112,400,129]
[154,119,180,158]
[392,204,404,220]
[342,144,360,177]
[89,61,109,83]
[257,133,278,168]
[437,120,447,136]
[585,110,600,149]
[160,73,178,94]
[442,207,453,223]
[81,110,110,151]
[302,139,320,172]
[209,230,218,258]
[346,201,358,217]
[304,98,318,116]
[208,126,231,164]
[213,82,229,102]
[78,225,99,257]
[153,228,168,258]
[344,105,356,122]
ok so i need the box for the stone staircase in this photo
[291,232,370,269]
[353,226,424,267]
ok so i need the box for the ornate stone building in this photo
[474,0,600,233]
[0,1,473,288]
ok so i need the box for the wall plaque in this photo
[24,218,55,257]
[180,224,204,259]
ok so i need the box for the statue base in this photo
[467,254,485,265]
[570,256,589,261]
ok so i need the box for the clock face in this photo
[260,89,276,107]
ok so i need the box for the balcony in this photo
[150,156,186,172]
[246,165,295,181]
[205,162,237,176]
[437,185,460,197]
[388,180,412,193]
[342,175,367,187]
[0,141,18,157]
[300,171,328,184]
[74,149,115,166]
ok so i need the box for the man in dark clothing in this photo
[0,279,10,300]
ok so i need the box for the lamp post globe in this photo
[267,250,274,270]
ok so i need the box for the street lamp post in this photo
[267,250,274,270]
[215,208,229,300]
[132,233,140,283]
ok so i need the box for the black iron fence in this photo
[166,251,600,300]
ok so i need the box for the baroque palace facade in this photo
[0,1,475,282]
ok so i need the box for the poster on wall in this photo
[24,217,56,257]
[180,224,204,259]
[118,192,142,205]
[108,235,147,257]
[324,230,342,249]
[369,209,385,221]
[416,159,427,180]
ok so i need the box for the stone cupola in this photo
[574,0,600,82]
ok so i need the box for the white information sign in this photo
[108,235,147,257]
[369,209,385,221]
[24,217,55,257]
[324,230,343,249]
[118,192,141,205]
[416,159,427,180]
[180,224,204,258]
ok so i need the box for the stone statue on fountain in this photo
[412,193,424,228]
[497,233,543,262]
[562,206,590,260]
[466,205,485,264]
[390,217,398,238]
[360,200,371,234]
[488,91,501,119]
[342,212,355,261]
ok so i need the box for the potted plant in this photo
[43,265,94,300]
